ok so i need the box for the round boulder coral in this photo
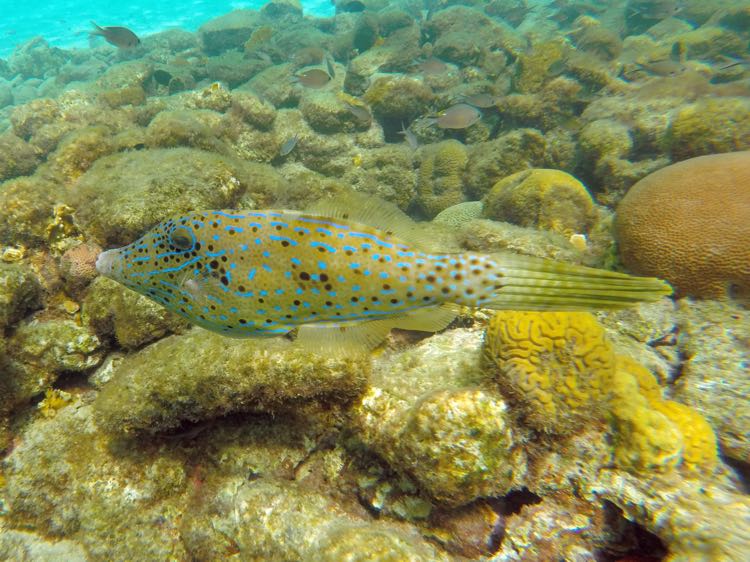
[615,151,750,298]
[482,168,598,236]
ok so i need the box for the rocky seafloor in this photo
[1,0,749,560]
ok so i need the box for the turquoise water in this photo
[0,0,335,57]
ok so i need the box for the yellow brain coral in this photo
[484,311,719,473]
[615,151,750,299]
[610,355,718,473]
[482,169,597,236]
[483,311,615,434]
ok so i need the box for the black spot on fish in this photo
[300,272,310,281]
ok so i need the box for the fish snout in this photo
[95,249,120,279]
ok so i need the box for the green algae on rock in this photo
[672,299,750,463]
[482,168,598,236]
[69,147,287,246]
[417,140,469,218]
[82,276,189,349]
[182,478,450,561]
[0,262,42,330]
[1,318,102,416]
[353,328,526,506]
[93,329,369,435]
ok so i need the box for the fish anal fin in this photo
[296,318,395,356]
[393,303,459,332]
[304,191,433,250]
[296,305,459,356]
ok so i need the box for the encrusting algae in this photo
[96,193,671,354]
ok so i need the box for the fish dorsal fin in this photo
[305,192,431,250]
[296,318,395,356]
[295,304,459,356]
[392,303,459,332]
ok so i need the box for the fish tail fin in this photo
[89,21,104,36]
[482,253,672,311]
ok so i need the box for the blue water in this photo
[0,0,335,58]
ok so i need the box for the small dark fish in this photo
[629,59,686,77]
[627,0,682,20]
[279,134,299,156]
[325,53,336,79]
[428,104,482,129]
[716,55,750,71]
[418,57,449,76]
[547,59,568,77]
[460,93,498,109]
[344,103,371,122]
[294,68,331,88]
[398,122,418,149]
[89,21,140,49]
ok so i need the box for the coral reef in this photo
[615,151,750,299]
[1,0,749,558]
[1,319,102,415]
[82,276,189,349]
[484,311,614,434]
[590,469,750,560]
[432,200,483,228]
[416,140,468,218]
[464,128,547,199]
[353,328,526,506]
[0,262,41,330]
[364,75,433,124]
[672,299,750,462]
[69,147,287,246]
[482,168,598,236]
[93,329,369,435]
[668,97,750,160]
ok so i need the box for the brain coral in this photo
[482,168,597,236]
[615,151,750,298]
[417,140,469,218]
[483,311,614,434]
[610,356,718,473]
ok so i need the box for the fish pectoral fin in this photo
[304,191,434,250]
[391,303,459,332]
[296,318,397,356]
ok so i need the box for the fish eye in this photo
[169,227,194,251]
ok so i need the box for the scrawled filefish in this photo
[96,195,671,353]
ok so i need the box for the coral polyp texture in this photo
[483,310,614,434]
[615,151,750,299]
